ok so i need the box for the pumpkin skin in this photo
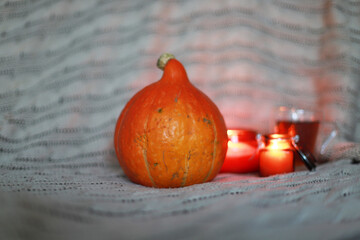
[114,54,227,188]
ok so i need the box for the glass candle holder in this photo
[220,129,259,173]
[258,134,295,177]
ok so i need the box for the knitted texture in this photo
[0,0,359,239]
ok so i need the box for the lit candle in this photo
[259,134,294,177]
[220,129,258,173]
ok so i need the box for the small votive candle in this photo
[220,129,259,173]
[259,134,294,177]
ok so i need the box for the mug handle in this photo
[319,121,338,155]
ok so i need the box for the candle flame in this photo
[268,138,292,150]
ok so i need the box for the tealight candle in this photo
[220,129,259,173]
[259,134,294,177]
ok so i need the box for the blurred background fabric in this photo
[0,0,360,239]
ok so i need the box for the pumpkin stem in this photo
[157,53,175,70]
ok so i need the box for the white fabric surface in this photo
[1,0,360,239]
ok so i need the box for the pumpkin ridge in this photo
[162,151,168,171]
[143,91,158,187]
[181,151,191,187]
[142,148,156,187]
[203,116,217,182]
[180,88,191,187]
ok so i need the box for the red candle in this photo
[220,129,259,173]
[259,134,294,177]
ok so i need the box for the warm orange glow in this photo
[267,138,292,150]
[227,130,239,143]
[221,129,259,173]
[259,149,294,177]
[227,141,256,157]
[259,134,294,177]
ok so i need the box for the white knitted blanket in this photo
[1,1,360,239]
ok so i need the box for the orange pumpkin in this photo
[114,53,227,188]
